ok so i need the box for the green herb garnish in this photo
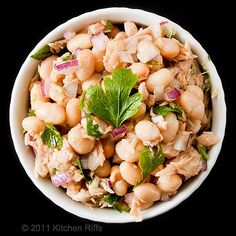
[104,20,113,32]
[147,60,159,65]
[199,64,211,93]
[137,145,165,185]
[61,52,71,61]
[76,159,92,184]
[85,68,142,128]
[28,108,36,116]
[41,123,63,149]
[153,102,183,118]
[103,194,130,213]
[84,112,102,138]
[197,143,209,160]
[31,45,52,60]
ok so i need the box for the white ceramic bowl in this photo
[10,7,226,223]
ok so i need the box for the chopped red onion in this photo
[112,124,127,138]
[91,32,109,51]
[63,31,76,40]
[160,193,171,201]
[51,172,71,187]
[164,88,181,101]
[201,160,207,171]
[124,193,135,205]
[160,21,168,26]
[41,80,50,98]
[63,80,79,98]
[54,60,79,74]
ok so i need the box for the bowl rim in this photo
[9,7,226,223]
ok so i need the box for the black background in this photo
[2,0,235,234]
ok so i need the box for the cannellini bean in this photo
[113,179,128,196]
[120,162,141,185]
[67,33,92,52]
[124,21,138,36]
[110,165,122,183]
[157,174,182,192]
[116,139,143,162]
[129,63,150,82]
[35,102,66,125]
[135,120,161,146]
[22,116,45,134]
[30,82,49,109]
[48,83,69,107]
[179,91,205,120]
[132,102,146,120]
[137,41,160,63]
[82,73,102,90]
[161,113,179,144]
[68,125,95,154]
[146,68,173,93]
[134,183,161,203]
[101,139,115,159]
[185,85,204,101]
[157,38,180,59]
[38,55,58,80]
[141,201,154,210]
[76,49,94,81]
[66,98,81,127]
[92,48,105,72]
[94,160,111,178]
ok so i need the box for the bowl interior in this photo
[10,7,226,223]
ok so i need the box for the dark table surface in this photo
[2,0,235,234]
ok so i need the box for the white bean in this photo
[68,125,95,154]
[129,63,150,82]
[76,49,95,81]
[161,113,179,144]
[157,174,182,192]
[38,55,58,80]
[134,183,161,203]
[185,85,204,101]
[179,91,205,120]
[120,162,141,185]
[146,68,173,93]
[158,38,180,59]
[92,48,105,72]
[66,98,81,127]
[135,120,161,146]
[22,116,45,134]
[67,33,92,52]
[101,139,115,159]
[35,102,66,125]
[113,179,128,196]
[94,160,111,178]
[30,82,49,109]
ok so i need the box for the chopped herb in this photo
[153,102,183,118]
[199,64,211,93]
[147,60,159,65]
[31,45,52,60]
[197,143,209,160]
[163,27,176,38]
[190,64,195,75]
[52,168,57,174]
[84,112,102,138]
[103,20,113,32]
[61,52,71,61]
[85,68,142,128]
[41,123,63,149]
[103,194,130,213]
[76,159,92,184]
[137,145,165,185]
[28,108,36,116]
[79,90,87,109]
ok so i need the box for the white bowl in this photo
[9,7,226,223]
